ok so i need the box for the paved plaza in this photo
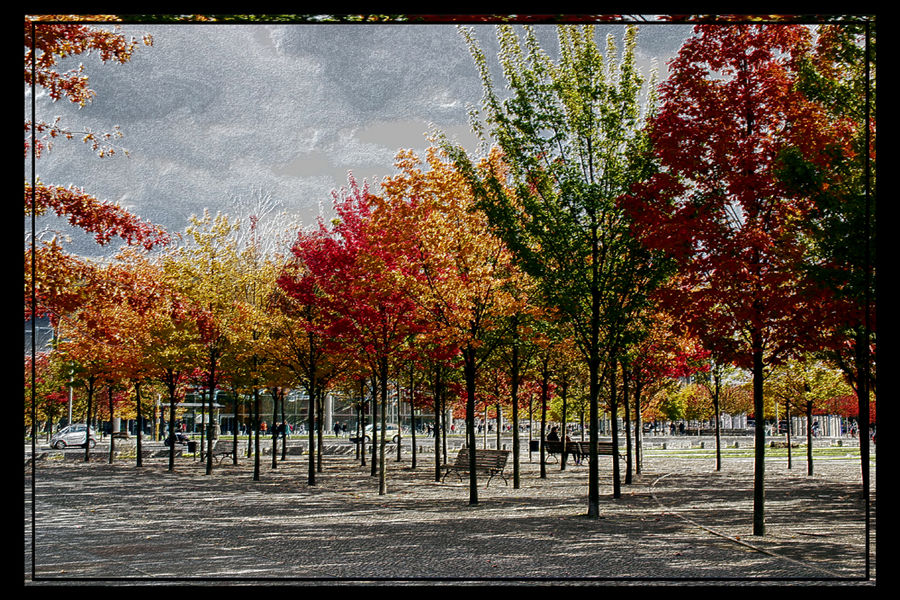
[24,440,877,586]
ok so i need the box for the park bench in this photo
[441,447,510,487]
[572,440,624,463]
[200,440,235,465]
[543,440,584,464]
[542,440,623,464]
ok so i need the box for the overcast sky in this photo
[28,21,693,258]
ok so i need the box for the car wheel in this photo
[55,441,66,449]
[392,434,400,444]
[88,439,96,449]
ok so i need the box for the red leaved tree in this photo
[625,24,839,536]
[26,16,168,327]
[282,175,425,495]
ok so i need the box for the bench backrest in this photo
[543,440,618,454]
[543,440,573,453]
[574,441,618,455]
[455,448,510,468]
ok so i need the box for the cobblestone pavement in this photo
[24,442,877,586]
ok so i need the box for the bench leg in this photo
[441,468,464,483]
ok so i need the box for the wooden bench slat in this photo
[200,440,235,465]
[441,448,510,487]
[543,440,624,463]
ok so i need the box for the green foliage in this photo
[445,24,667,362]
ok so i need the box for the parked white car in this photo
[350,424,401,443]
[50,424,97,449]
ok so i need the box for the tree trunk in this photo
[463,345,479,505]
[560,381,569,471]
[307,382,316,485]
[409,367,417,470]
[713,370,722,472]
[379,357,389,495]
[167,380,177,472]
[396,379,403,463]
[587,220,601,518]
[855,326,870,501]
[83,378,95,463]
[107,386,115,464]
[433,368,442,481]
[199,391,205,465]
[206,360,215,476]
[495,401,502,450]
[785,401,792,470]
[539,370,548,479]
[370,374,378,477]
[253,388,261,481]
[623,360,632,485]
[246,395,253,459]
[633,374,643,475]
[232,391,239,466]
[806,401,814,476]
[135,382,143,468]
[752,331,766,536]
[610,357,621,499]
[271,388,279,469]
[511,317,521,489]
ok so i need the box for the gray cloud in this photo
[29,22,689,258]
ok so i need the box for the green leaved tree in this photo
[446,23,665,516]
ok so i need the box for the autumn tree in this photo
[493,273,543,487]
[276,228,352,485]
[25,351,71,439]
[448,24,663,516]
[779,21,876,496]
[694,356,748,472]
[111,249,202,471]
[54,264,131,461]
[25,17,169,455]
[282,175,423,495]
[767,356,852,475]
[381,147,521,505]
[162,211,246,475]
[228,213,290,479]
[624,23,842,536]
[26,16,166,323]
[92,250,179,465]
[623,306,710,474]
